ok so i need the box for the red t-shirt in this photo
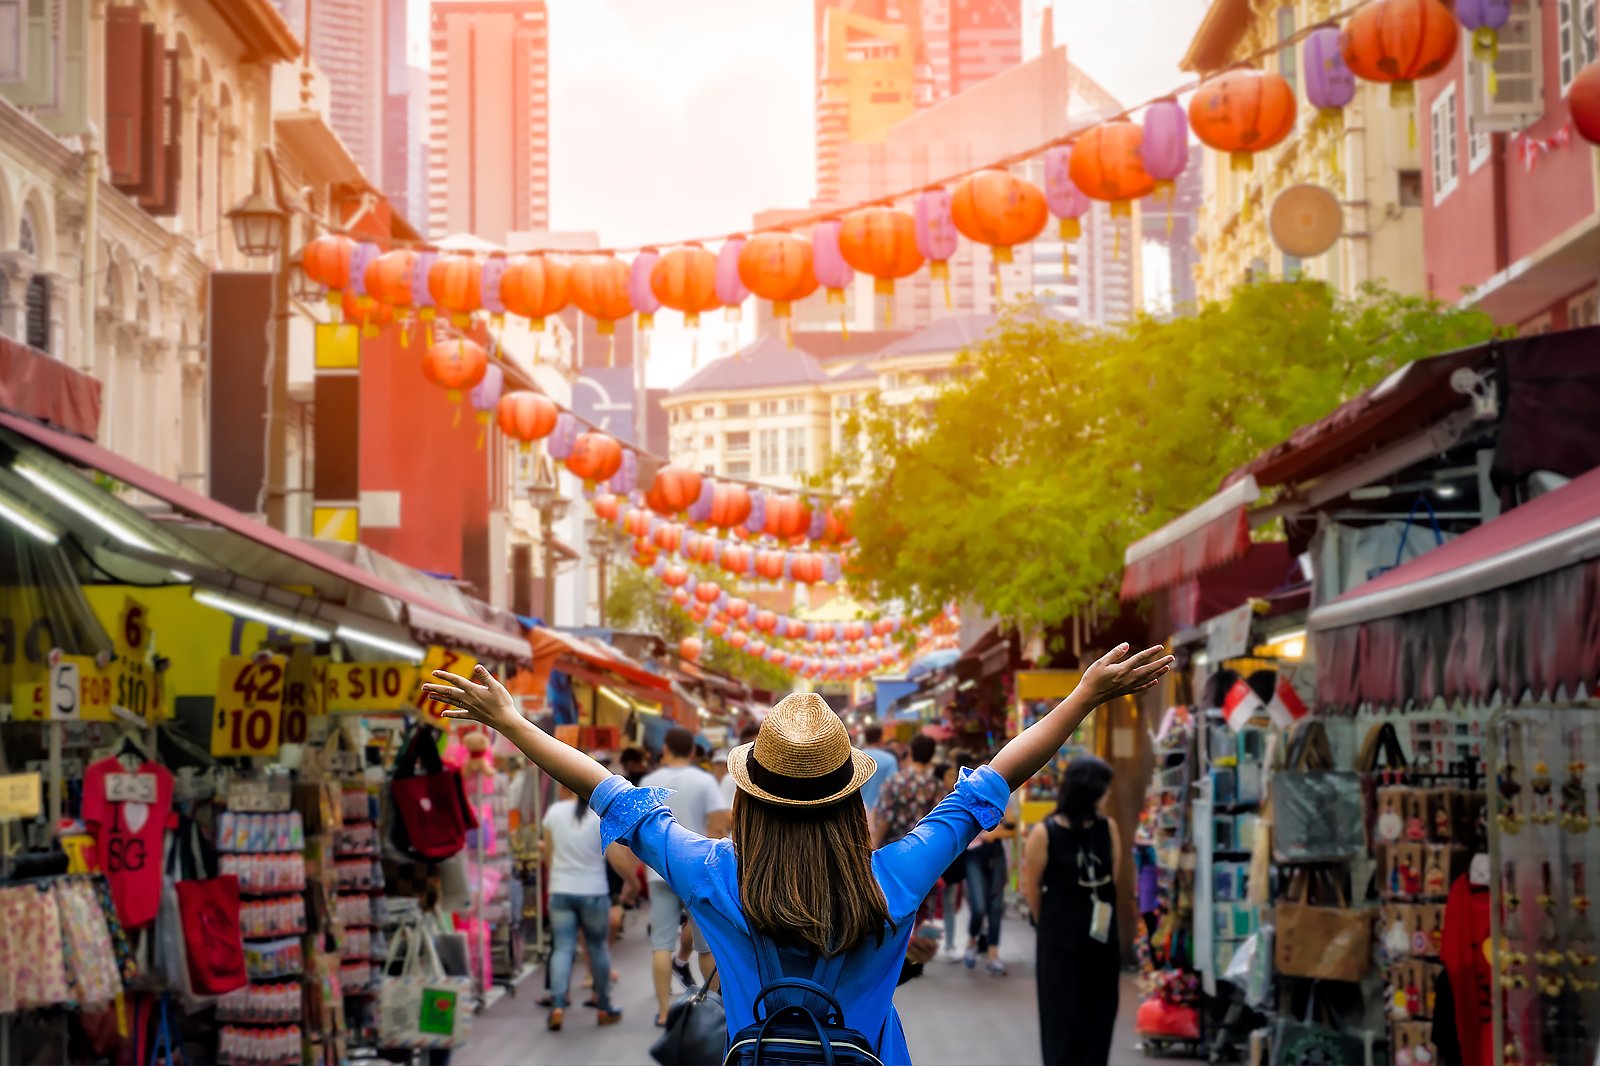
[82,755,176,930]
[1440,874,1492,1066]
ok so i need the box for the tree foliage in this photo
[604,561,795,692]
[827,281,1501,633]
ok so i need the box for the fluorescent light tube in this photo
[170,569,194,582]
[13,462,155,550]
[193,588,332,641]
[335,624,425,662]
[0,492,59,544]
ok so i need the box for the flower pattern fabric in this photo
[93,874,138,984]
[0,883,71,1010]
[56,879,122,1007]
[874,767,947,846]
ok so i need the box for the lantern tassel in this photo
[943,275,952,310]
[400,321,410,348]
[608,334,616,368]
[452,405,462,428]
[475,426,485,451]
[784,317,794,350]
[839,305,849,341]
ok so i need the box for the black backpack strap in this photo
[752,929,785,990]
[811,949,847,996]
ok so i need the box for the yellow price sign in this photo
[324,661,420,713]
[415,646,477,728]
[116,595,152,658]
[23,654,114,722]
[110,658,163,723]
[211,655,287,757]
[279,651,325,745]
[0,772,41,819]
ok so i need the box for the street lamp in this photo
[225,185,287,260]
[528,459,569,624]
[587,518,614,627]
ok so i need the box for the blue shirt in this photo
[590,765,1011,1066]
[860,747,900,811]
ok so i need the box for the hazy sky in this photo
[467,1,1207,386]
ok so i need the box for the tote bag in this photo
[390,726,477,862]
[379,925,474,1050]
[164,816,247,999]
[1274,870,1371,983]
[1272,721,1366,864]
[650,971,726,1066]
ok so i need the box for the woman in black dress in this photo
[1022,756,1122,1066]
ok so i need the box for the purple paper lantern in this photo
[1141,99,1190,188]
[806,499,827,541]
[630,249,662,328]
[913,189,959,280]
[546,413,579,461]
[745,490,766,535]
[688,478,716,524]
[348,242,380,298]
[715,237,749,321]
[811,221,854,305]
[1042,146,1092,240]
[470,362,503,421]
[481,256,509,319]
[411,250,438,315]
[607,448,637,495]
[1456,0,1512,64]
[1303,26,1356,115]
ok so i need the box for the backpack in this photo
[723,933,884,1066]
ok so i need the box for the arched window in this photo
[18,216,35,257]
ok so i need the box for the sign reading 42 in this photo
[212,654,287,757]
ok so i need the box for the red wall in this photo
[357,322,493,587]
[1421,5,1594,306]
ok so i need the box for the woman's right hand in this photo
[421,665,523,733]
[1078,643,1174,706]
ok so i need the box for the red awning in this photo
[1120,476,1259,599]
[1311,466,1600,710]
[0,411,530,660]
[0,338,102,440]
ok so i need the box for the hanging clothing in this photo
[81,755,175,929]
[1437,874,1492,1066]
[1036,816,1121,1066]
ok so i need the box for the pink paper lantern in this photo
[811,220,854,305]
[1141,98,1190,187]
[1043,147,1092,240]
[630,248,662,329]
[716,236,749,321]
[469,363,503,448]
[480,256,510,319]
[913,189,959,276]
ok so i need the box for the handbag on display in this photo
[170,816,247,997]
[389,726,478,863]
[378,924,474,1051]
[1272,720,1366,864]
[650,968,726,1066]
[1268,984,1367,1066]
[1274,868,1371,983]
[1357,721,1410,846]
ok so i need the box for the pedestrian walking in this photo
[422,642,1169,1065]
[540,785,635,1030]
[859,723,899,816]
[1022,756,1123,1066]
[640,726,731,1025]
[961,754,1020,975]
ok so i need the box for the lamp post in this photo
[587,518,614,627]
[527,461,568,625]
[225,148,294,530]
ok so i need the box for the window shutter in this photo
[25,274,50,354]
[131,25,162,198]
[1468,5,1543,133]
[0,1,25,84]
[105,5,145,190]
[139,48,179,216]
[52,0,87,130]
[12,0,56,108]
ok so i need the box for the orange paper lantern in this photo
[838,206,925,296]
[650,245,721,327]
[726,597,750,620]
[754,550,785,581]
[709,484,753,529]
[949,170,1049,264]
[671,587,691,606]
[592,493,621,523]
[695,581,722,605]
[1189,68,1298,171]
[340,290,393,336]
[1068,121,1158,217]
[422,338,488,403]
[824,501,854,544]
[680,636,704,662]
[495,391,560,447]
[763,495,812,540]
[647,465,704,516]
[569,255,634,336]
[721,544,752,576]
[303,235,354,292]
[427,254,483,325]
[790,553,825,584]
[364,249,417,308]
[737,232,820,320]
[1340,0,1459,107]
[565,431,624,483]
[500,255,571,330]
[652,522,684,553]
[663,565,690,588]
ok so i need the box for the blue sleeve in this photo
[872,765,1011,923]
[589,774,721,902]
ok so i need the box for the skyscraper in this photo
[949,0,1021,93]
[382,0,428,233]
[274,0,385,184]
[428,0,550,244]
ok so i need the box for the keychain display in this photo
[1560,728,1588,833]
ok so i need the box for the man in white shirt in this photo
[640,726,730,1025]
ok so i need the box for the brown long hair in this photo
[733,791,890,957]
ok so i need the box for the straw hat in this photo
[726,693,878,807]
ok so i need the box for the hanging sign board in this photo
[211,655,287,757]
[279,651,326,743]
[0,772,41,820]
[324,661,420,713]
[115,595,153,659]
[111,658,164,723]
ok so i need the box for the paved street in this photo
[455,913,1156,1066]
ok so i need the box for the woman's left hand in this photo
[421,665,521,733]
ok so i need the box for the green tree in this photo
[829,281,1501,633]
[605,561,795,692]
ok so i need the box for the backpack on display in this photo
[722,934,883,1066]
